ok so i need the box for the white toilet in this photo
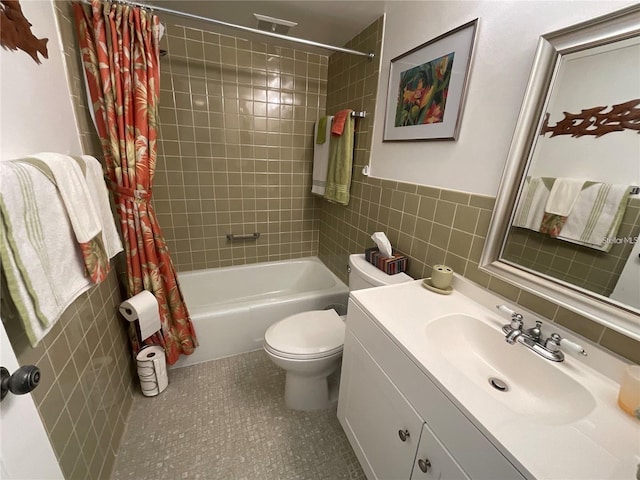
[264,254,412,410]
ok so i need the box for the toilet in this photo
[264,253,412,410]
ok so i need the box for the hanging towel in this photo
[513,177,552,231]
[331,109,353,136]
[316,116,329,145]
[21,153,111,283]
[28,152,102,243]
[0,161,94,346]
[76,155,123,259]
[312,115,334,196]
[324,112,355,205]
[539,177,586,236]
[557,183,631,252]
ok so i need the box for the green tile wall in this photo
[319,17,640,364]
[153,24,329,271]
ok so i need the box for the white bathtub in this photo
[171,257,349,369]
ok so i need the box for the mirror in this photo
[481,5,640,342]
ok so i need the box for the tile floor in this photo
[111,350,365,480]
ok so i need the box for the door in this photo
[0,322,63,479]
[338,330,423,480]
[411,423,470,480]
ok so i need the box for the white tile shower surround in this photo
[111,350,365,479]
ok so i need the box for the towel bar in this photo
[226,232,260,241]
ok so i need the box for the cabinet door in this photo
[411,423,470,480]
[338,330,423,480]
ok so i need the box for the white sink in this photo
[424,313,596,425]
[351,279,639,480]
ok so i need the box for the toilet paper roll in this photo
[136,345,168,396]
[119,290,161,341]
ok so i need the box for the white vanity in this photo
[337,277,640,479]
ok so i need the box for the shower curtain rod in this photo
[91,0,375,59]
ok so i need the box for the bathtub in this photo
[171,257,349,369]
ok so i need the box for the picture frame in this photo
[383,19,478,141]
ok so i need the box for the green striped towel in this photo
[557,183,631,252]
[0,161,94,346]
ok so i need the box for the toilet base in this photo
[284,373,336,410]
[264,345,343,411]
[284,364,341,410]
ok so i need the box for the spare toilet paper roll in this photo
[136,345,168,396]
[371,231,393,257]
[119,290,161,341]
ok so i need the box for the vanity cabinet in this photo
[338,328,424,479]
[338,299,525,480]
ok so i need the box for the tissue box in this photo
[365,247,408,275]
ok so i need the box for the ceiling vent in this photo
[253,13,297,35]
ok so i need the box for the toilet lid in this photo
[265,310,345,357]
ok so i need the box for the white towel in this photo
[78,155,123,258]
[0,162,93,346]
[29,152,101,244]
[545,178,586,216]
[558,183,630,252]
[311,115,333,196]
[513,177,550,230]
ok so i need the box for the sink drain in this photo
[488,377,509,392]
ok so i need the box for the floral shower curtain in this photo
[72,0,197,364]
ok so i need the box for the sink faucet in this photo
[496,305,588,362]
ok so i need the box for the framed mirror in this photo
[481,5,640,341]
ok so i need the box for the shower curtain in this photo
[72,0,197,364]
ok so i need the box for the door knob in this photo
[1,365,41,401]
[398,429,410,441]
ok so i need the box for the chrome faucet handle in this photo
[546,333,588,356]
[526,320,543,341]
[545,333,562,353]
[496,305,523,321]
[510,317,523,330]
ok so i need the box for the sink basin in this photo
[424,314,596,425]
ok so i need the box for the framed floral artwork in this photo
[383,19,478,141]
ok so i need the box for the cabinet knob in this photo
[418,458,431,473]
[398,429,410,442]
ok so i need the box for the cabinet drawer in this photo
[347,300,525,480]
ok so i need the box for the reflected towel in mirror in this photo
[557,183,631,252]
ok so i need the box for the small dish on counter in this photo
[422,277,453,295]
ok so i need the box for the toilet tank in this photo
[348,254,412,291]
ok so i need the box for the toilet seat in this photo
[264,310,345,359]
[264,342,343,360]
